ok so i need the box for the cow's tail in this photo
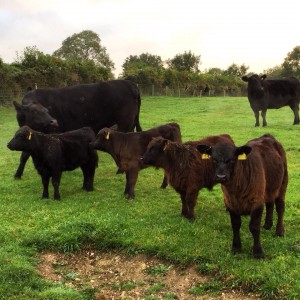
[135,87,142,132]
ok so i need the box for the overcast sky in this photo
[1,0,299,77]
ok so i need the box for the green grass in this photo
[1,96,300,299]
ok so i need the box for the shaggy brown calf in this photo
[141,134,234,220]
[90,123,182,199]
[197,134,288,258]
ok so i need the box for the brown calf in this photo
[197,134,288,258]
[90,123,182,199]
[141,134,234,220]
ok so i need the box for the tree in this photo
[122,53,164,85]
[167,51,201,72]
[281,46,300,78]
[223,63,249,77]
[263,65,284,78]
[53,30,114,70]
[14,46,69,88]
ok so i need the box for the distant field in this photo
[0,96,300,299]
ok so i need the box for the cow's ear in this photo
[260,75,267,80]
[27,131,33,141]
[162,139,170,151]
[196,144,212,159]
[103,129,110,140]
[13,101,23,111]
[235,146,252,160]
[110,124,118,131]
[241,76,249,82]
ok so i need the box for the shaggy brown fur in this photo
[197,134,288,258]
[142,134,234,220]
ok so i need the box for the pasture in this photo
[0,96,300,299]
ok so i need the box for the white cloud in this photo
[0,0,299,77]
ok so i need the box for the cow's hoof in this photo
[263,222,273,230]
[232,247,242,254]
[253,251,264,259]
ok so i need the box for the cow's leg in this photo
[289,103,299,125]
[124,169,138,199]
[41,175,50,199]
[263,202,274,230]
[180,193,189,219]
[249,206,264,259]
[81,164,95,191]
[52,173,62,200]
[254,111,260,127]
[275,197,285,237]
[14,152,30,179]
[261,110,267,127]
[160,173,168,189]
[185,191,199,221]
[229,210,242,254]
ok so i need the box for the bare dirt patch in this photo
[37,250,258,299]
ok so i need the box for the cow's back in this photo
[22,80,141,133]
[247,134,287,200]
[56,127,98,170]
[263,77,300,108]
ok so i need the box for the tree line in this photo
[1,30,299,103]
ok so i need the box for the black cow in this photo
[242,74,300,127]
[90,123,182,199]
[13,80,142,178]
[7,126,98,200]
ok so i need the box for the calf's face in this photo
[13,101,58,133]
[90,128,112,152]
[197,142,252,183]
[141,137,169,167]
[7,126,33,152]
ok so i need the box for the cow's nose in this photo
[216,174,226,179]
[50,119,59,127]
[7,142,13,150]
[217,174,226,178]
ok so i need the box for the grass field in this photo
[0,96,300,299]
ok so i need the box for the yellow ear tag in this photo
[105,132,110,140]
[238,153,247,160]
[201,153,211,159]
[28,131,32,140]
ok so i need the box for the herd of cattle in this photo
[6,74,300,259]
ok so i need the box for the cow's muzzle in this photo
[215,174,227,183]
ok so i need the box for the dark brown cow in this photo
[141,134,234,220]
[197,134,288,258]
[7,126,98,200]
[90,123,182,199]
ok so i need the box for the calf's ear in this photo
[104,129,110,140]
[162,139,170,151]
[241,76,249,82]
[260,74,267,80]
[235,145,252,160]
[196,144,212,159]
[13,101,23,111]
[110,124,118,131]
